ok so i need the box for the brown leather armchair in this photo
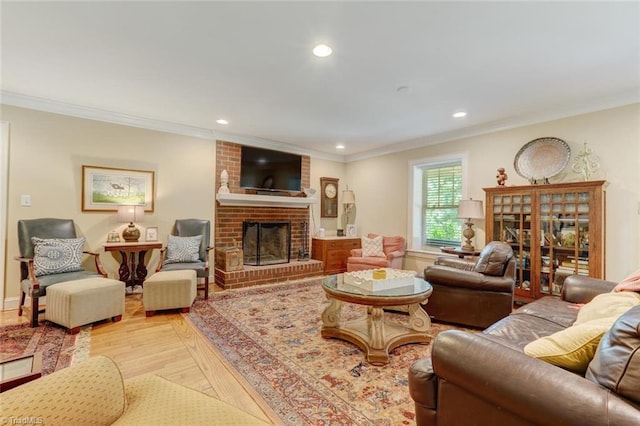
[423,241,515,328]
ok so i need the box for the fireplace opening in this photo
[242,221,291,266]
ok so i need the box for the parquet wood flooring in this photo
[1,286,281,425]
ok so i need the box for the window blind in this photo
[422,163,462,246]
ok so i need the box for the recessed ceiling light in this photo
[216,119,229,125]
[313,44,332,57]
[453,112,467,118]
[336,144,345,150]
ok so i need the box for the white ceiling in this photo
[1,1,639,161]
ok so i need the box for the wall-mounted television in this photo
[240,146,302,193]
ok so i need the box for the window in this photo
[423,163,462,246]
[409,153,468,251]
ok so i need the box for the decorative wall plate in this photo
[514,137,571,182]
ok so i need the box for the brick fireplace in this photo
[214,141,323,289]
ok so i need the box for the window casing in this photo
[408,153,468,251]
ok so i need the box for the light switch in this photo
[21,195,31,206]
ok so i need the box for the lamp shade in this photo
[117,205,144,223]
[342,189,355,205]
[457,199,484,219]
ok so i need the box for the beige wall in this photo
[2,106,216,306]
[346,104,640,281]
[2,103,639,308]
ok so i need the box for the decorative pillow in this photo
[585,305,640,404]
[32,237,85,277]
[361,235,385,257]
[524,317,616,374]
[524,292,640,374]
[165,235,202,264]
[575,291,640,325]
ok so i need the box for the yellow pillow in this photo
[524,317,615,374]
[575,291,640,324]
[524,292,640,374]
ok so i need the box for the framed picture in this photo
[346,224,358,237]
[82,165,155,212]
[145,227,158,242]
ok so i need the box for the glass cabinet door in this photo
[491,193,532,297]
[538,190,591,297]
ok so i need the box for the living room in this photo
[1,2,639,425]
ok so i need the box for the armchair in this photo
[346,234,406,272]
[16,218,108,327]
[157,219,212,299]
[423,241,516,328]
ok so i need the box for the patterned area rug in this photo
[0,321,90,375]
[187,278,469,425]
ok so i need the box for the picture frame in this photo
[145,227,158,242]
[346,224,357,237]
[82,165,155,212]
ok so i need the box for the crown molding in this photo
[4,89,635,165]
[345,92,640,163]
[0,91,346,162]
[214,130,345,162]
[1,90,217,140]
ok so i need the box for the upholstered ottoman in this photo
[143,270,197,316]
[46,277,125,334]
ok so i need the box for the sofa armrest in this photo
[431,330,640,425]
[386,250,404,260]
[350,248,363,257]
[434,256,476,271]
[424,265,513,292]
[2,356,126,425]
[156,247,168,272]
[562,275,617,304]
[84,251,108,277]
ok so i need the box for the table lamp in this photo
[118,205,144,242]
[457,199,484,251]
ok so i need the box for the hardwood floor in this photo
[1,286,282,425]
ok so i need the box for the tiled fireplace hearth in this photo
[214,141,323,289]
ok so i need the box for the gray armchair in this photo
[157,219,212,299]
[423,241,516,328]
[16,218,108,327]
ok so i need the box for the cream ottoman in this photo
[143,270,197,316]
[46,277,125,334]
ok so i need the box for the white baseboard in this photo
[2,295,45,312]
[3,296,20,311]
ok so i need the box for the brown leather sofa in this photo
[408,275,640,425]
[423,241,516,328]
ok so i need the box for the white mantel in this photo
[216,193,317,208]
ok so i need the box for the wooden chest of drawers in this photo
[311,237,361,275]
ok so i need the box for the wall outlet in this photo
[21,194,31,206]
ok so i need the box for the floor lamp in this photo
[342,188,355,225]
[457,199,484,252]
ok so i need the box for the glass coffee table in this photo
[320,274,433,365]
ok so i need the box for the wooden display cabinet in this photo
[484,181,605,303]
[311,237,361,275]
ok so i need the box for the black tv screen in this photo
[240,146,302,192]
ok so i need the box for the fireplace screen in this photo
[242,221,291,266]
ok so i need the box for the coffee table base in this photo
[321,300,431,365]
